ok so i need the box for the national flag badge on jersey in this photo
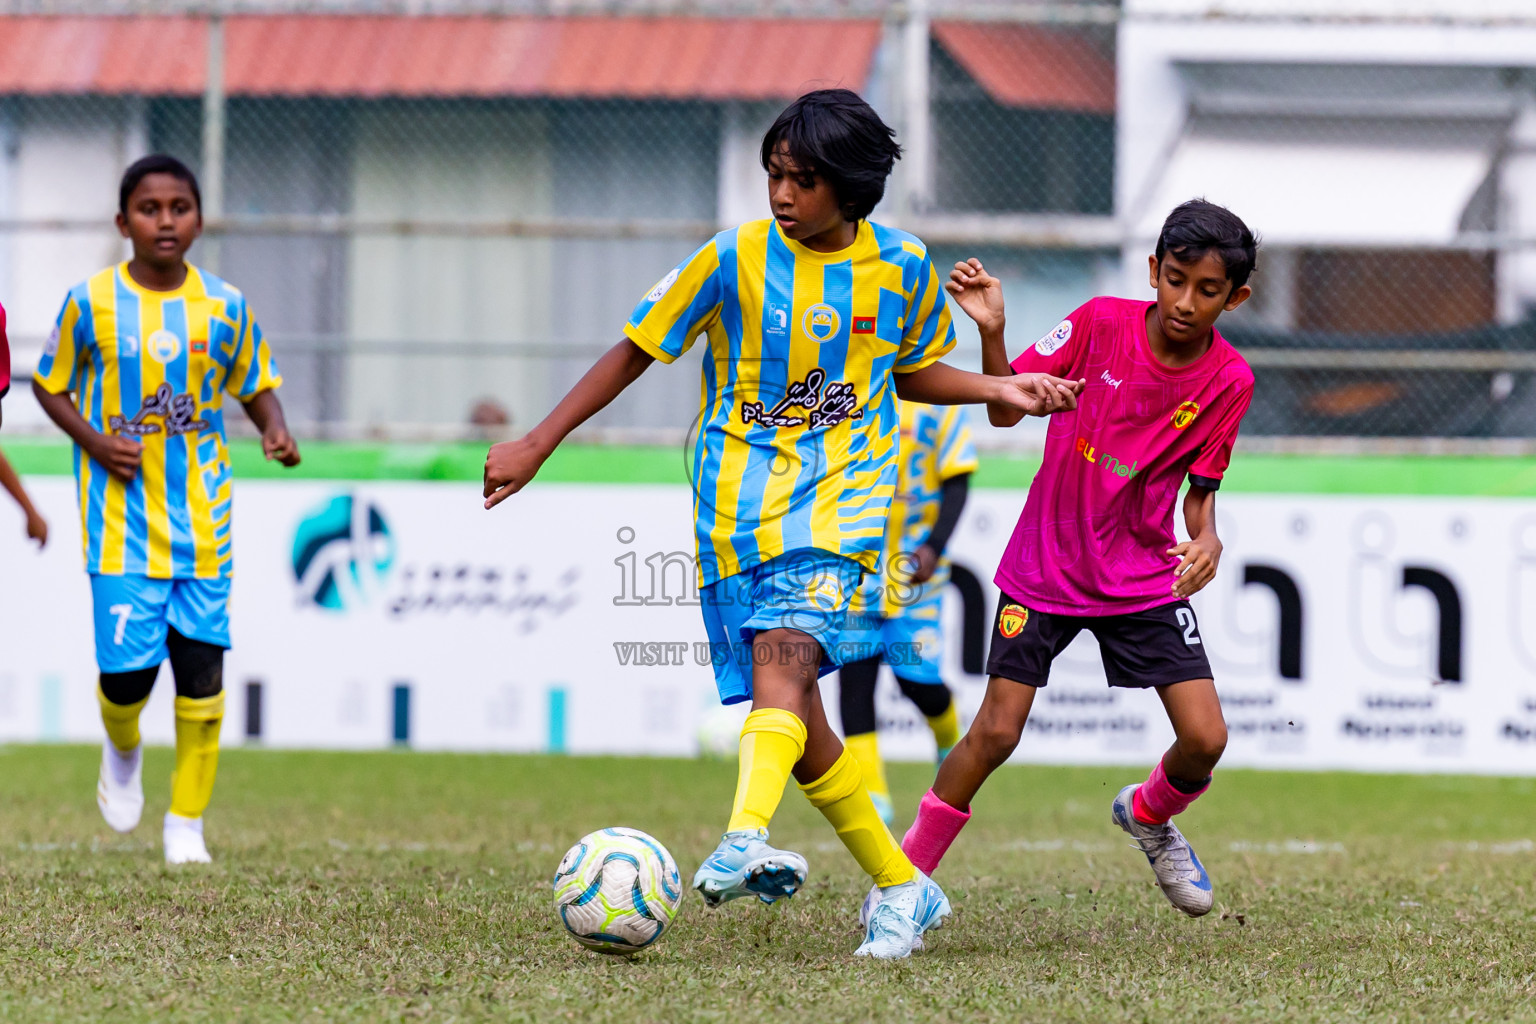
[852,315,876,335]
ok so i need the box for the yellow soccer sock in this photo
[169,693,225,820]
[799,748,916,888]
[725,708,808,833]
[927,703,961,752]
[98,686,148,753]
[843,731,890,801]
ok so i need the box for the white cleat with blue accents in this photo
[854,869,950,959]
[692,828,808,907]
[1111,784,1213,917]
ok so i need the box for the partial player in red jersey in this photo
[882,200,1258,923]
[0,299,11,426]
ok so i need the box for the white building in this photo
[1121,0,1536,330]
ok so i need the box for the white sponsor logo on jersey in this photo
[646,268,680,303]
[1034,318,1072,356]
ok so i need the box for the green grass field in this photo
[1,746,1533,1022]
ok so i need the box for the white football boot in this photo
[96,740,144,833]
[854,869,950,959]
[163,812,212,865]
[1111,784,1213,917]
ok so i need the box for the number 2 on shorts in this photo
[1175,606,1202,646]
[109,603,133,645]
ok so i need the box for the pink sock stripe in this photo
[901,789,971,875]
[1137,760,1209,823]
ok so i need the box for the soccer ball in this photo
[552,827,683,954]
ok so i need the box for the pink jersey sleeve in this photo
[0,302,10,399]
[1188,377,1255,487]
[1009,298,1095,377]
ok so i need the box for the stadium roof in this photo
[0,14,1115,110]
[0,15,880,101]
[932,22,1115,114]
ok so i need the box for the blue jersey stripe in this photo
[914,264,944,351]
[84,338,108,571]
[161,298,195,574]
[693,230,741,577]
[115,276,148,574]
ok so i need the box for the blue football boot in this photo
[691,828,808,907]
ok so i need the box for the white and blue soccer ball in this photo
[552,827,683,954]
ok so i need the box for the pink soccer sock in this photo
[901,789,971,875]
[1132,759,1210,825]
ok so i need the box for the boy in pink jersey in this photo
[886,200,1257,921]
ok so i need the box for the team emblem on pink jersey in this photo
[1171,401,1201,430]
[1034,319,1072,356]
[999,603,1029,637]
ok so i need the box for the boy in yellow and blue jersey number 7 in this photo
[483,90,1084,959]
[33,155,300,866]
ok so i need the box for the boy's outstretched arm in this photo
[484,339,655,509]
[0,447,46,548]
[944,258,1077,427]
[242,389,301,466]
[1171,484,1221,599]
[894,360,1079,417]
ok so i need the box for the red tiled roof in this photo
[0,15,880,101]
[933,21,1115,114]
[0,16,206,95]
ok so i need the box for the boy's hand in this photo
[24,510,47,549]
[1169,533,1222,598]
[262,425,301,466]
[484,437,550,509]
[90,434,143,483]
[993,373,1085,417]
[945,258,1005,333]
[910,543,939,584]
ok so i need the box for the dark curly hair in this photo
[1156,199,1259,289]
[760,89,902,223]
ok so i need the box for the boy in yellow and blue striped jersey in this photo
[839,401,977,824]
[483,90,1084,958]
[33,155,300,866]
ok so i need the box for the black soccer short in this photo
[985,592,1213,689]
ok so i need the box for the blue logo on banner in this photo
[291,494,396,612]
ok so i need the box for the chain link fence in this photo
[0,0,1533,442]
